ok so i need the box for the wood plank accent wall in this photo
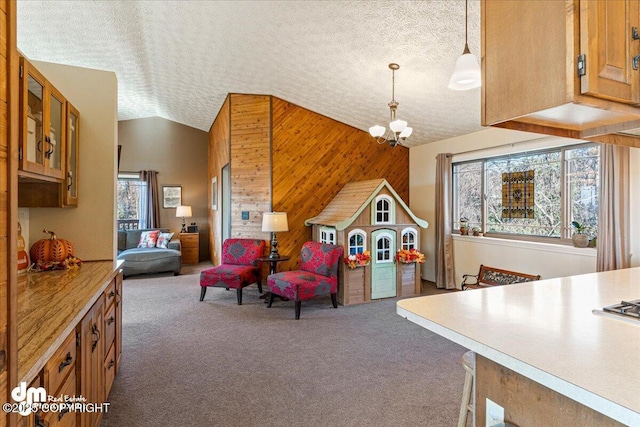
[271,97,409,272]
[208,96,230,264]
[229,95,271,242]
[1,1,17,426]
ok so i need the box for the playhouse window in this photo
[401,228,417,250]
[348,229,366,255]
[374,195,393,224]
[319,227,336,245]
[376,235,392,262]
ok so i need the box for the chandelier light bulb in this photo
[369,125,386,137]
[389,119,407,133]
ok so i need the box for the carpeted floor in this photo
[102,264,467,427]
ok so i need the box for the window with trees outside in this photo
[348,230,366,255]
[117,172,148,230]
[452,143,599,242]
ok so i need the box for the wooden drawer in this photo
[104,279,116,310]
[44,331,76,396]
[182,247,198,264]
[103,343,116,400]
[103,304,116,358]
[44,370,76,427]
[180,233,198,246]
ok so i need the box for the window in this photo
[117,172,147,230]
[319,226,336,244]
[348,229,366,255]
[376,233,393,262]
[374,195,393,224]
[401,227,417,250]
[453,143,599,242]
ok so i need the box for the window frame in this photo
[401,227,418,250]
[375,232,394,263]
[347,229,367,255]
[452,142,599,246]
[117,172,147,229]
[372,195,394,225]
[319,226,336,245]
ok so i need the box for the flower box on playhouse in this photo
[305,178,429,305]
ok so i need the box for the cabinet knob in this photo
[633,54,640,71]
[58,352,73,373]
[108,290,116,298]
[91,324,101,351]
[107,316,115,325]
[107,359,115,370]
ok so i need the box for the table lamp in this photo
[262,212,289,259]
[176,205,192,233]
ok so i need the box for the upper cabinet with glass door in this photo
[64,102,80,207]
[19,57,66,181]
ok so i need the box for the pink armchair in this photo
[267,241,343,319]
[199,238,265,305]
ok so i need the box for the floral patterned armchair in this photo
[199,238,265,305]
[267,241,343,319]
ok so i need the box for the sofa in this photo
[117,228,182,278]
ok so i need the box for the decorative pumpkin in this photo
[30,229,75,264]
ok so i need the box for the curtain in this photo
[140,170,160,229]
[435,153,456,289]
[596,144,630,272]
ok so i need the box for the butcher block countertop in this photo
[17,260,122,384]
[397,268,640,426]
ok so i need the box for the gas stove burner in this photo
[603,299,640,320]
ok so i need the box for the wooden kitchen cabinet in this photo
[482,0,640,141]
[18,57,66,181]
[77,296,104,427]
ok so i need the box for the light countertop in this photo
[397,268,640,426]
[17,260,122,384]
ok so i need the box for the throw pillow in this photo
[155,232,175,249]
[137,230,160,248]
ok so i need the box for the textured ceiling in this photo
[17,0,483,147]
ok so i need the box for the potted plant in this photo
[571,221,589,248]
[459,217,469,235]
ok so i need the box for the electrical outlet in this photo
[486,398,504,427]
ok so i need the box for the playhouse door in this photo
[371,229,397,299]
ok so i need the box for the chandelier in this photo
[369,63,413,148]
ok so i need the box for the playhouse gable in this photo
[305,178,428,230]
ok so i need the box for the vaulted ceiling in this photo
[17,0,483,147]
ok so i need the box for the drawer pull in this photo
[58,352,73,372]
[107,316,115,325]
[91,324,101,352]
[107,359,115,370]
[108,290,116,298]
[35,413,47,427]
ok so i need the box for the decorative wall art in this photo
[502,170,534,219]
[162,185,182,208]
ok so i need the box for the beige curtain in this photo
[435,153,456,289]
[140,170,160,229]
[596,144,630,271]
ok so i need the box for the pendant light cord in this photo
[463,0,471,54]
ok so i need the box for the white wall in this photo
[409,127,639,285]
[27,61,118,260]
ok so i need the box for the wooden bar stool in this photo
[457,350,476,427]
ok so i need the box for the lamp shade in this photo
[176,205,192,218]
[369,125,385,138]
[389,119,407,133]
[262,212,289,232]
[448,52,481,90]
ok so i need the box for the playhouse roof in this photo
[304,178,429,231]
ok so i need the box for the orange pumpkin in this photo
[30,229,75,264]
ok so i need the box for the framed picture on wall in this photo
[162,185,182,208]
[211,177,218,210]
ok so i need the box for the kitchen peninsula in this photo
[397,268,640,426]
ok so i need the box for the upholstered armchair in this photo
[267,241,343,319]
[199,238,265,305]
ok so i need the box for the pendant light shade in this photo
[449,0,481,90]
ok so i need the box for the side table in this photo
[257,255,290,302]
[179,232,199,265]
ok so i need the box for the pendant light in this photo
[449,0,481,90]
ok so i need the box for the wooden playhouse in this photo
[305,178,428,305]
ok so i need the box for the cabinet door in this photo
[19,58,46,175]
[115,272,123,371]
[64,103,79,207]
[46,85,66,180]
[580,0,640,104]
[78,298,104,427]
